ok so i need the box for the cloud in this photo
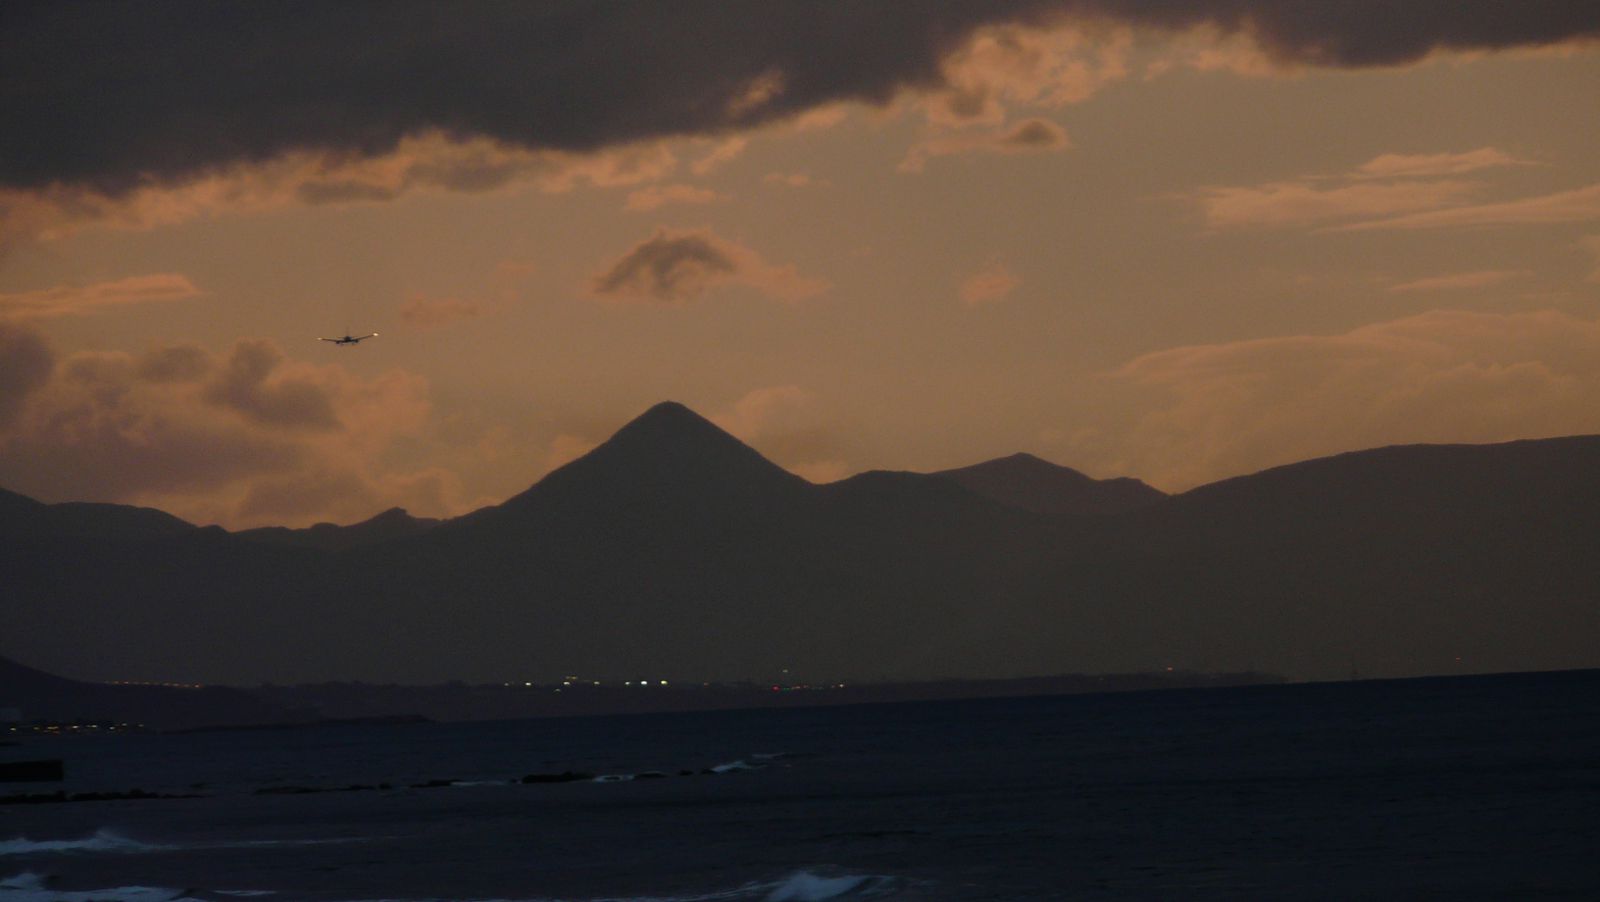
[0,274,200,321]
[690,137,750,176]
[0,322,53,428]
[624,184,725,212]
[924,23,1132,126]
[590,227,828,304]
[1353,147,1533,179]
[0,328,459,528]
[543,434,600,474]
[201,340,341,431]
[1388,270,1526,293]
[1582,235,1600,282]
[764,172,822,189]
[1187,146,1564,230]
[400,295,487,331]
[1334,183,1600,231]
[901,117,1070,171]
[6,3,1595,195]
[960,261,1021,305]
[711,386,846,480]
[0,133,677,250]
[1071,309,1600,490]
[1195,178,1479,228]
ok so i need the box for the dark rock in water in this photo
[521,770,593,784]
[410,778,456,789]
[0,758,63,782]
[634,771,668,780]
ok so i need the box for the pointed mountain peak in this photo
[490,401,808,519]
[584,401,799,479]
[608,400,731,448]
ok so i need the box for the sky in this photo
[2,1,1599,529]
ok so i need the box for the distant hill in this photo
[2,403,1597,686]
[0,487,194,539]
[0,654,293,730]
[931,452,1166,515]
[235,507,440,551]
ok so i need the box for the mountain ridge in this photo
[4,402,1598,686]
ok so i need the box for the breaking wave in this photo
[0,830,163,856]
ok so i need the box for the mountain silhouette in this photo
[0,653,291,729]
[3,403,1598,687]
[0,487,194,539]
[235,507,440,551]
[932,452,1166,515]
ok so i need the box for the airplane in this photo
[319,332,378,345]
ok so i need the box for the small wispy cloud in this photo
[1190,147,1551,230]
[1334,183,1600,232]
[960,261,1020,305]
[901,117,1069,172]
[624,184,725,212]
[590,227,828,305]
[1387,270,1527,293]
[1353,147,1534,179]
[0,274,201,321]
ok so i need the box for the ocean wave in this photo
[0,871,206,901]
[2,868,901,902]
[0,830,163,856]
[761,871,899,901]
[1,829,367,860]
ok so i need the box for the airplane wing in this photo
[318,337,339,342]
[359,332,379,340]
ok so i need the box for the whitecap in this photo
[763,871,898,901]
[0,829,163,856]
[0,870,206,901]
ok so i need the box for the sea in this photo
[3,670,1598,901]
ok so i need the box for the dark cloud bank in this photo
[3,1,1597,192]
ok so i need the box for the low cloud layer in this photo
[1335,183,1600,232]
[590,228,827,304]
[0,274,200,320]
[1070,309,1600,490]
[0,324,464,527]
[5,2,1595,194]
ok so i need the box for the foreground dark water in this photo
[4,670,1599,900]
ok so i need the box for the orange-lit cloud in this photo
[1582,235,1600,282]
[1335,183,1600,231]
[400,296,487,331]
[1073,309,1600,490]
[926,24,1132,127]
[711,386,847,481]
[624,184,725,212]
[0,325,465,528]
[764,172,823,189]
[960,261,1021,305]
[1189,147,1553,230]
[1,134,677,250]
[1354,147,1533,179]
[1388,270,1527,293]
[901,117,1070,172]
[0,322,52,428]
[590,227,828,304]
[0,274,201,321]
[1195,179,1478,229]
